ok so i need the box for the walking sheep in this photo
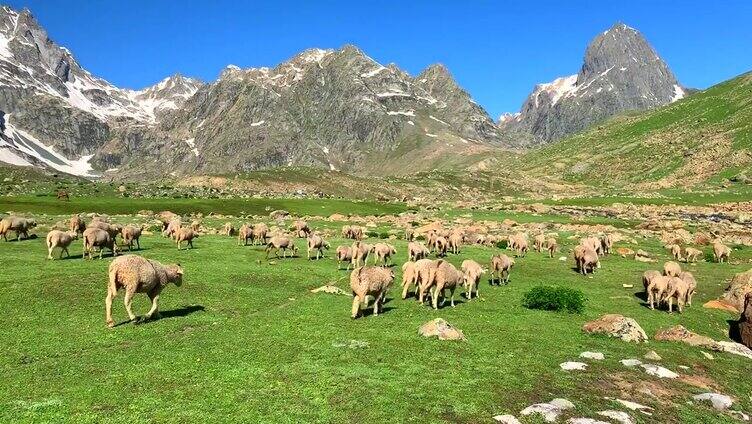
[237,224,253,246]
[533,234,546,253]
[490,254,514,284]
[69,215,86,234]
[431,260,464,309]
[252,223,269,245]
[678,271,697,307]
[684,247,703,263]
[713,242,731,263]
[306,234,329,260]
[408,241,429,262]
[46,230,77,259]
[546,237,558,258]
[350,266,394,318]
[265,236,298,259]
[336,245,354,270]
[121,225,143,251]
[461,259,484,300]
[351,241,374,267]
[663,261,682,277]
[0,216,37,241]
[175,227,199,250]
[373,242,396,266]
[83,227,119,259]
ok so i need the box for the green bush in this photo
[522,286,586,313]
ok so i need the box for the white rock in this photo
[559,256,567,261]
[580,351,605,360]
[641,364,678,378]
[521,398,575,422]
[643,350,662,361]
[598,410,634,424]
[560,361,588,371]
[729,411,750,421]
[493,414,521,424]
[717,341,752,359]
[701,351,715,360]
[693,393,733,410]
[620,359,642,367]
[615,399,653,412]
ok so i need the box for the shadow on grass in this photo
[113,305,205,328]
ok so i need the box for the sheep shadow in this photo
[488,277,510,286]
[113,305,205,328]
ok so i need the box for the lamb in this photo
[663,261,682,277]
[407,241,430,262]
[69,215,86,234]
[713,242,731,263]
[306,234,329,260]
[190,219,201,232]
[434,236,448,257]
[121,225,143,251]
[667,244,683,261]
[678,271,697,307]
[223,222,235,237]
[490,254,514,284]
[237,224,253,246]
[431,260,464,309]
[265,236,298,259]
[546,237,558,258]
[349,266,394,318]
[46,230,78,259]
[156,211,179,231]
[448,231,463,254]
[336,245,354,270]
[175,227,199,250]
[414,259,440,302]
[292,220,311,238]
[252,223,269,245]
[373,242,396,266]
[600,233,614,255]
[533,234,546,253]
[83,227,119,259]
[162,218,182,239]
[684,247,703,263]
[642,270,662,293]
[0,216,37,241]
[662,276,689,313]
[647,275,671,310]
[461,259,484,300]
[105,254,183,328]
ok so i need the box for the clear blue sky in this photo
[6,0,752,118]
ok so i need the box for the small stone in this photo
[614,399,652,412]
[620,359,642,367]
[418,318,466,341]
[641,364,678,378]
[559,256,567,261]
[521,398,574,422]
[580,351,605,360]
[622,284,634,288]
[643,350,662,361]
[717,341,752,359]
[560,361,588,371]
[310,285,348,295]
[693,393,733,410]
[582,314,648,343]
[701,351,715,360]
[728,411,750,421]
[492,414,521,424]
[598,410,634,424]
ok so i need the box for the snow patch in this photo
[671,84,685,102]
[183,138,199,157]
[250,120,265,127]
[387,110,415,117]
[533,75,577,107]
[360,66,387,78]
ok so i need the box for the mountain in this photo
[500,23,686,145]
[514,71,752,189]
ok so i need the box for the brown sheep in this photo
[121,225,143,251]
[175,227,199,250]
[461,259,484,300]
[69,215,86,234]
[667,244,683,261]
[155,211,179,231]
[600,234,614,255]
[341,225,363,240]
[513,233,529,257]
[533,234,546,253]
[407,241,430,262]
[574,245,599,275]
[414,259,440,303]
[224,222,235,237]
[162,218,182,239]
[581,236,602,256]
[642,270,662,293]
[663,261,682,277]
[663,276,689,313]
[431,260,464,309]
[546,237,558,258]
[292,220,311,238]
[490,254,514,284]
[105,254,183,328]
[83,227,119,259]
[190,219,201,232]
[647,275,671,310]
[351,241,374,267]
[306,234,329,260]
[46,230,78,259]
[89,220,122,241]
[252,223,269,245]
[0,216,37,241]
[678,271,697,307]
[373,242,396,266]
[448,231,463,254]
[265,236,298,259]
[336,245,354,270]
[434,236,448,257]
[713,242,731,263]
[405,228,414,242]
[237,224,253,246]
[401,261,417,299]
[426,230,439,252]
[350,266,394,318]
[684,247,703,263]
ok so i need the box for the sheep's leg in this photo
[145,292,160,320]
[667,297,673,313]
[136,238,141,250]
[47,246,54,260]
[449,288,455,307]
[401,281,411,299]
[62,247,69,259]
[648,291,654,309]
[105,287,117,328]
[123,288,137,322]
[432,286,440,309]
[350,296,361,319]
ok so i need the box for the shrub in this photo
[522,286,586,313]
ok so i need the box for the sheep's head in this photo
[169,264,184,287]
[68,231,79,240]
[28,219,37,227]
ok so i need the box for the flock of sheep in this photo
[0,211,734,326]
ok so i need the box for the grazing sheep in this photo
[89,220,122,241]
[306,234,329,260]
[69,215,86,234]
[175,227,199,250]
[434,236,448,257]
[351,241,374,267]
[600,234,613,255]
[105,255,183,328]
[490,254,514,284]
[162,218,182,239]
[237,224,253,246]
[533,234,546,253]
[663,261,682,277]
[647,275,671,310]
[190,219,201,232]
[574,245,599,275]
[46,230,78,259]
[713,242,731,263]
[342,225,363,240]
[546,237,558,258]
[414,259,440,303]
[292,220,311,238]
[668,244,683,261]
[506,234,517,251]
[684,247,703,263]
[223,222,235,237]
[401,261,417,299]
[642,270,662,293]
[678,271,697,307]
[156,211,179,231]
[408,241,430,262]
[252,223,269,245]
[121,225,143,251]
[405,228,414,242]
[426,230,439,252]
[663,276,689,313]
[513,233,529,257]
[83,227,119,259]
[336,245,354,270]
[461,259,484,300]
[265,236,298,259]
[349,266,395,318]
[0,216,37,241]
[431,260,464,309]
[581,236,603,256]
[373,242,396,266]
[448,231,463,254]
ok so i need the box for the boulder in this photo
[582,314,648,343]
[616,247,635,258]
[740,293,752,348]
[418,318,466,341]
[722,269,752,312]
[654,325,720,350]
[702,299,739,313]
[692,393,733,411]
[269,209,289,219]
[520,398,574,422]
[644,350,662,361]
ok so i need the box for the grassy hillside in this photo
[518,72,752,190]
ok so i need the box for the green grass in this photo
[1,212,750,422]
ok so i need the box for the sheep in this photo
[306,234,329,260]
[336,245,354,270]
[684,247,703,263]
[506,234,518,251]
[431,260,464,309]
[88,220,122,241]
[175,227,199,250]
[461,259,484,300]
[121,225,143,251]
[574,245,599,275]
[265,236,298,259]
[414,259,440,303]
[190,219,201,232]
[662,276,689,313]
[448,231,463,254]
[105,254,183,328]
[162,218,182,239]
[642,270,662,293]
[351,241,374,267]
[0,216,37,241]
[405,228,414,242]
[342,225,363,240]
[426,230,439,252]
[546,237,558,258]
[667,244,683,261]
[407,241,430,262]
[349,266,394,318]
[292,220,311,238]
[83,227,119,259]
[69,215,86,234]
[533,234,546,253]
[513,233,529,257]
[401,261,417,299]
[581,236,603,256]
[46,230,78,259]
[600,234,614,255]
[252,223,269,245]
[678,271,697,307]
[156,211,179,231]
[237,224,253,246]
[490,254,514,284]
[647,275,670,310]
[713,242,731,263]
[663,261,682,277]
[373,242,396,266]
[434,236,448,257]
[223,222,235,237]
